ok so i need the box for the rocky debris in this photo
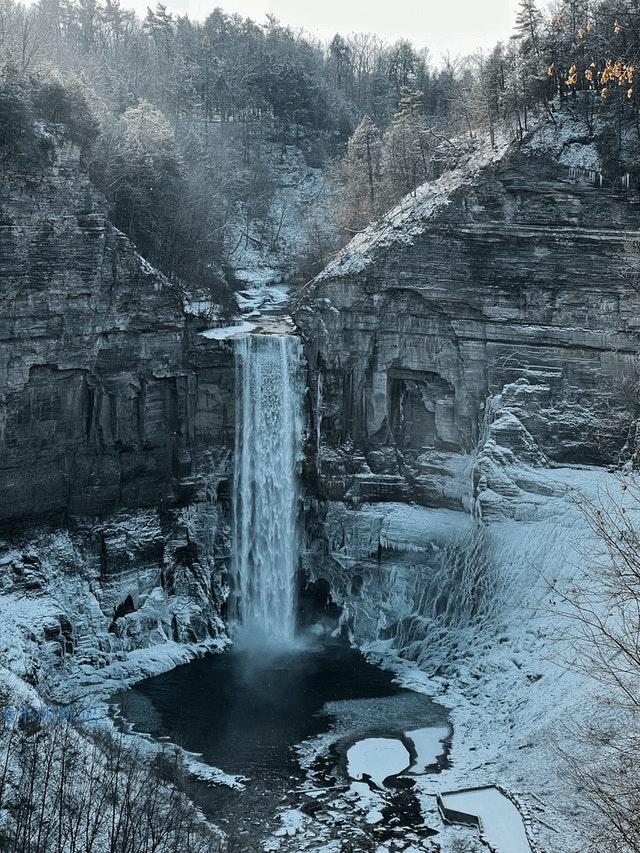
[0,501,230,700]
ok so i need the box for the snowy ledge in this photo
[309,134,511,285]
[199,321,257,340]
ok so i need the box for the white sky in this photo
[124,0,523,62]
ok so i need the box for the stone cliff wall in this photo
[0,141,234,527]
[0,139,235,686]
[295,149,640,510]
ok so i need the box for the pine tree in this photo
[381,87,432,202]
[336,115,382,232]
[514,0,543,57]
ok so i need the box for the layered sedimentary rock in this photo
[294,137,640,708]
[291,146,640,853]
[0,141,234,526]
[295,146,640,514]
[0,139,234,682]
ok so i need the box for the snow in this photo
[351,462,622,851]
[345,780,390,831]
[523,109,602,173]
[0,503,231,709]
[440,787,532,853]
[405,726,449,773]
[274,809,307,837]
[309,134,510,285]
[324,502,472,564]
[182,754,246,790]
[301,111,613,301]
[236,283,290,315]
[300,408,630,852]
[379,505,471,552]
[224,143,334,295]
[346,737,410,787]
[1,305,634,853]
[199,321,257,340]
[559,142,600,170]
[73,638,228,701]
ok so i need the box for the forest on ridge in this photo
[3,0,640,299]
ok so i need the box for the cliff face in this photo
[294,137,640,668]
[0,141,234,526]
[295,148,640,511]
[0,140,234,691]
[292,146,640,848]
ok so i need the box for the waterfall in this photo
[232,334,304,641]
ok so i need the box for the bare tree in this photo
[556,475,640,851]
[0,713,224,853]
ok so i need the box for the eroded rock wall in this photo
[0,141,234,526]
[295,151,640,510]
[294,143,640,690]
[0,139,235,690]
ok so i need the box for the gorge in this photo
[2,102,640,853]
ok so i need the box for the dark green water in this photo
[113,638,446,850]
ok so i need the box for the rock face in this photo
[295,149,640,511]
[292,148,640,853]
[294,140,640,713]
[0,141,234,527]
[0,138,235,687]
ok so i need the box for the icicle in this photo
[316,373,323,475]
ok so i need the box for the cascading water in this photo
[232,334,304,641]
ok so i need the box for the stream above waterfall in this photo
[112,637,449,851]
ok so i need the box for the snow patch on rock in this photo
[310,135,511,284]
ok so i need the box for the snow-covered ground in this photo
[281,443,625,851]
[440,787,532,853]
[406,726,449,774]
[225,144,334,292]
[0,346,630,853]
[0,462,627,853]
[200,321,257,340]
[309,133,510,287]
[0,502,230,705]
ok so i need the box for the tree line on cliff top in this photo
[333,0,640,242]
[0,0,452,293]
[2,0,640,288]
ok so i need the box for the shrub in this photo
[30,74,99,150]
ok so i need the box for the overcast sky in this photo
[121,0,523,61]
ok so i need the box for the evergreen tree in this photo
[514,0,543,57]
[381,86,432,202]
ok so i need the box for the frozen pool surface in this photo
[346,737,410,786]
[440,786,532,853]
[405,725,449,773]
